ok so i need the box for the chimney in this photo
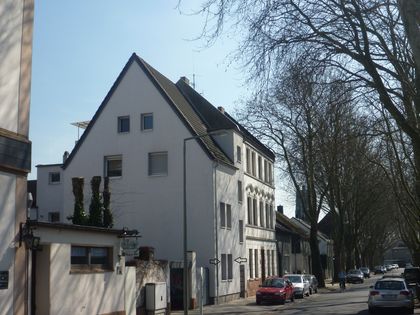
[217,106,225,114]
[180,76,190,86]
[277,205,284,214]
[63,151,69,163]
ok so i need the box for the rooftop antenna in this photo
[71,120,90,140]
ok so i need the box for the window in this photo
[264,160,268,182]
[267,250,271,276]
[265,203,270,228]
[238,180,243,203]
[105,155,122,178]
[48,212,60,222]
[118,116,130,133]
[271,250,275,276]
[220,202,226,228]
[249,249,253,278]
[71,246,112,272]
[221,254,233,281]
[270,205,274,229]
[247,197,252,225]
[253,199,258,226]
[148,152,168,176]
[220,202,231,229]
[141,113,153,131]
[258,156,262,179]
[268,163,273,184]
[236,145,242,163]
[246,148,251,173]
[49,172,60,184]
[221,254,227,280]
[259,201,264,227]
[251,152,256,176]
[239,220,244,243]
[254,249,259,278]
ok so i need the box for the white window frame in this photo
[148,152,168,176]
[48,172,61,184]
[105,155,122,178]
[141,113,153,131]
[118,116,130,133]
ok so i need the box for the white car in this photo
[284,274,310,298]
[368,278,414,314]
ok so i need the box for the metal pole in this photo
[183,138,189,315]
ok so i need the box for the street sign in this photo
[234,257,247,264]
[209,258,221,265]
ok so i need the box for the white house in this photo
[36,53,277,304]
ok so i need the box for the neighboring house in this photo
[0,1,34,315]
[291,218,334,279]
[29,221,136,315]
[276,211,310,275]
[36,53,277,304]
[383,240,412,266]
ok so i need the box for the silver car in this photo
[368,278,414,314]
[284,274,310,298]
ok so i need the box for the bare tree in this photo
[193,0,420,264]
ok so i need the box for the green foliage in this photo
[71,177,87,225]
[102,177,113,228]
[88,176,103,226]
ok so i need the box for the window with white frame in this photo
[246,148,251,173]
[71,245,112,272]
[264,160,268,182]
[105,155,122,178]
[238,180,243,203]
[251,152,256,176]
[249,249,253,278]
[220,202,231,229]
[270,204,274,229]
[254,249,259,278]
[247,197,252,225]
[48,172,61,184]
[118,116,130,133]
[148,152,168,176]
[221,254,233,280]
[141,113,153,131]
[258,156,262,179]
[253,199,258,226]
[259,201,264,227]
[237,145,242,163]
[265,203,270,228]
[239,220,244,243]
[269,162,273,184]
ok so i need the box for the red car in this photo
[256,277,295,305]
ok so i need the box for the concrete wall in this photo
[36,165,64,221]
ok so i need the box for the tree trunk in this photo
[309,224,325,287]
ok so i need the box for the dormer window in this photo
[141,113,153,131]
[118,116,130,133]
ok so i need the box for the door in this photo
[170,268,184,310]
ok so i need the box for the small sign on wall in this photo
[0,271,9,289]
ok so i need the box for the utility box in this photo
[145,282,167,315]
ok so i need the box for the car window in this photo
[262,278,285,288]
[375,281,404,290]
[286,276,302,283]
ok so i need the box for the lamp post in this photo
[183,129,227,315]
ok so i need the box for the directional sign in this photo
[234,257,247,264]
[209,258,221,265]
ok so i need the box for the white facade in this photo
[36,54,276,301]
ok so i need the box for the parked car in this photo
[284,274,310,298]
[360,267,370,278]
[346,269,364,284]
[304,274,318,294]
[374,265,386,274]
[368,277,414,314]
[256,277,294,305]
[402,267,420,299]
[385,264,393,271]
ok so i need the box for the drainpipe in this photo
[213,161,219,305]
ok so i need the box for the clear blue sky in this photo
[29,0,296,217]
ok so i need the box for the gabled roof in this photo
[276,212,309,239]
[63,53,235,169]
[63,53,275,170]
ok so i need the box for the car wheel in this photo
[368,307,376,314]
[256,299,261,305]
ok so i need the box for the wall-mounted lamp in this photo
[19,222,41,251]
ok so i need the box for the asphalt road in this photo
[173,270,419,315]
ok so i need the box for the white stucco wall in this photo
[36,165,64,221]
[0,0,24,132]
[0,172,16,315]
[33,228,133,315]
